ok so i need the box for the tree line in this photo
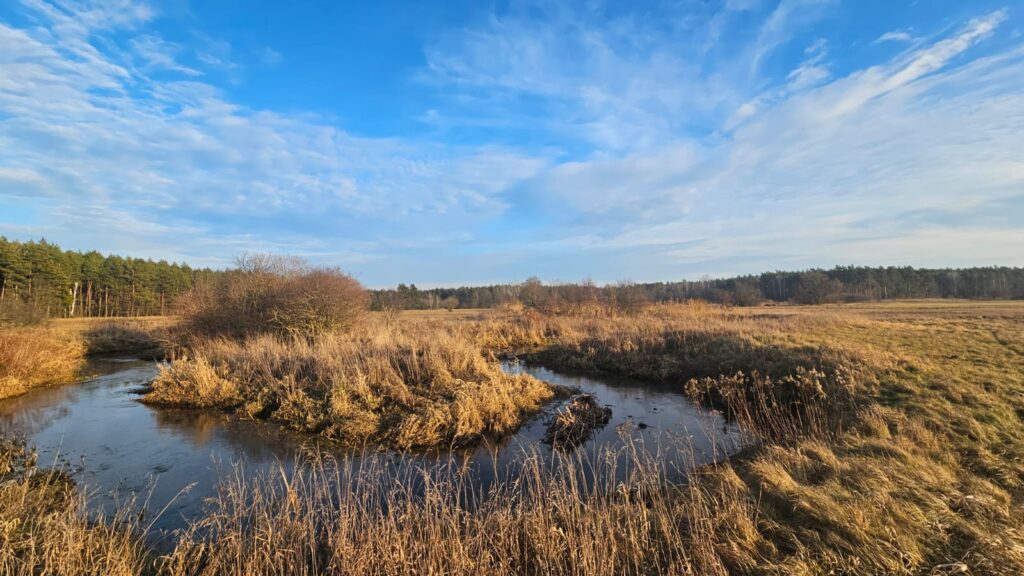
[372,266,1024,311]
[0,237,214,322]
[3,238,1021,322]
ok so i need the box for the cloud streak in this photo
[0,1,1021,285]
[0,0,549,271]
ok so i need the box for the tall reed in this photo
[160,441,745,576]
[146,319,557,448]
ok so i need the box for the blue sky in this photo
[0,0,1022,287]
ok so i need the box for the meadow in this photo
[1,300,1023,574]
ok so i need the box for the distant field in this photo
[50,315,176,330]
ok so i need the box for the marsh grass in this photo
[145,319,557,448]
[0,439,150,576]
[159,440,747,576]
[469,301,1024,573]
[477,302,875,442]
[4,301,1024,574]
[0,328,85,400]
[0,318,168,400]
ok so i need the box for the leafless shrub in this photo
[82,322,163,357]
[176,254,369,340]
[685,367,857,442]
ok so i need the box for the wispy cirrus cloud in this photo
[877,29,916,43]
[421,4,1023,277]
[0,0,549,270]
[130,33,201,76]
[0,0,1021,285]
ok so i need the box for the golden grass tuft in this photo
[146,357,243,409]
[146,319,556,448]
[0,328,86,400]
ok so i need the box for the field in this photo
[1,300,1023,574]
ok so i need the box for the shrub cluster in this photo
[176,255,369,340]
[0,299,46,327]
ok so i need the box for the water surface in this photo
[0,358,743,537]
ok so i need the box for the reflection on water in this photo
[496,361,745,480]
[0,358,744,539]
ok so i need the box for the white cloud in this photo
[786,38,831,89]
[510,10,1024,273]
[1,0,1022,282]
[826,9,1007,118]
[0,0,549,266]
[750,0,836,72]
[536,144,702,218]
[23,0,154,32]
[130,34,201,76]
[422,3,740,152]
[878,30,915,43]
[259,47,283,66]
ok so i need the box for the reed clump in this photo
[544,394,612,447]
[146,320,556,448]
[159,445,746,576]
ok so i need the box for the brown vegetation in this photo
[0,299,46,327]
[4,301,1024,574]
[472,301,1024,573]
[175,255,368,340]
[544,394,612,447]
[145,319,556,448]
[158,445,748,576]
[0,439,149,575]
[0,317,168,400]
[0,328,85,400]
[82,322,165,357]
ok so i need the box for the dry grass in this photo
[544,394,612,447]
[466,301,1024,573]
[81,321,165,357]
[145,318,557,448]
[473,302,876,442]
[4,301,1024,574]
[0,439,149,576]
[155,444,748,576]
[0,317,168,400]
[0,328,85,400]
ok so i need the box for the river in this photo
[0,357,743,538]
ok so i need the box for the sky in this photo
[0,0,1022,288]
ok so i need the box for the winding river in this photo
[0,358,743,538]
